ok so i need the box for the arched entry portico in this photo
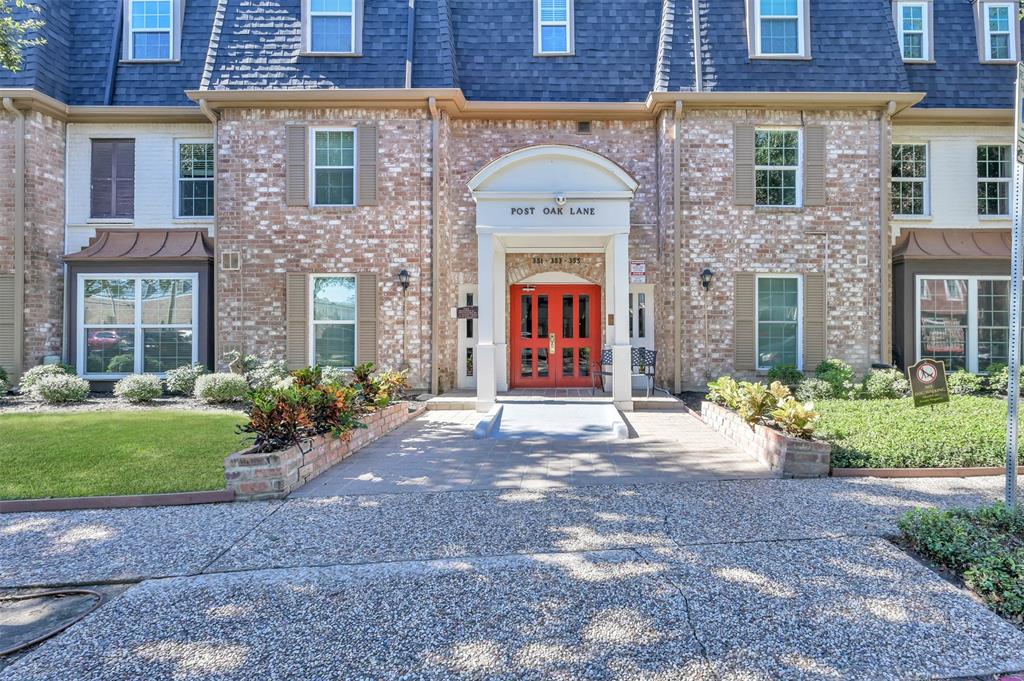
[468,145,639,412]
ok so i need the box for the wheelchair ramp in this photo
[481,401,630,442]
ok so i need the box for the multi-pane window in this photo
[918,277,1010,373]
[311,275,357,368]
[897,2,928,61]
[177,142,214,218]
[754,129,800,207]
[308,0,355,53]
[537,0,572,54]
[757,276,801,370]
[891,144,927,216]
[313,130,356,206]
[129,0,173,60]
[80,275,197,376]
[978,145,1011,216]
[985,4,1015,60]
[757,0,801,56]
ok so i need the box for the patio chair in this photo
[590,347,658,398]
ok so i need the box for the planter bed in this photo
[832,466,1006,478]
[225,401,426,500]
[700,401,831,478]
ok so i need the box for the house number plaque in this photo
[531,256,583,265]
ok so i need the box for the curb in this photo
[473,404,504,439]
[0,489,235,514]
[830,466,1005,478]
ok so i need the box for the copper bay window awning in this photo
[893,228,1011,262]
[64,229,214,262]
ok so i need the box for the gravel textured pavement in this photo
[1,476,1022,679]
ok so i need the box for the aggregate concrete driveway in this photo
[2,474,1023,680]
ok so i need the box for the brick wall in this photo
[215,108,434,387]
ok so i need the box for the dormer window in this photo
[535,0,574,56]
[127,0,173,61]
[305,0,363,55]
[895,1,931,62]
[975,0,1019,63]
[749,0,809,58]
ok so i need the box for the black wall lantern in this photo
[700,268,715,291]
[398,269,411,291]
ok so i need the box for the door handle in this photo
[549,333,556,354]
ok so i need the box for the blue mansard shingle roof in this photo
[903,0,1019,109]
[0,0,1018,109]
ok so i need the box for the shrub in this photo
[113,374,163,403]
[815,359,855,398]
[106,354,135,374]
[706,376,742,410]
[985,363,1022,395]
[31,374,90,404]
[863,368,910,400]
[372,369,410,408]
[0,375,9,397]
[766,364,804,387]
[900,504,1024,622]
[735,380,791,426]
[239,382,364,453]
[223,350,288,390]
[320,365,349,385]
[194,373,250,404]
[19,364,69,393]
[164,363,208,396]
[795,377,835,401]
[770,398,820,438]
[947,370,986,396]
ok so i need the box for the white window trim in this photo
[977,144,1013,218]
[754,0,806,57]
[534,0,574,56]
[891,143,930,218]
[308,274,359,369]
[896,1,930,62]
[754,127,803,208]
[127,0,175,62]
[914,274,1012,373]
[305,0,358,55]
[174,139,215,220]
[77,272,200,380]
[755,274,804,371]
[309,127,358,207]
[983,2,1018,62]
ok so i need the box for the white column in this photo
[493,243,508,392]
[476,232,497,411]
[611,232,633,411]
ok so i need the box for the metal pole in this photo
[1005,63,1024,510]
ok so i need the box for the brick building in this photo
[0,0,1018,411]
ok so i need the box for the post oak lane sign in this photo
[907,359,949,408]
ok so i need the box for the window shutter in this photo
[804,125,826,207]
[286,125,308,207]
[286,273,308,370]
[90,141,114,219]
[356,273,378,365]
[734,125,756,206]
[356,124,378,206]
[734,273,756,371]
[114,140,136,219]
[0,274,14,380]
[803,272,826,372]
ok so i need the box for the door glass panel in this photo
[538,348,549,377]
[919,278,968,371]
[628,293,634,337]
[579,347,591,377]
[537,296,549,337]
[466,292,474,339]
[562,348,575,377]
[520,295,533,338]
[520,348,533,377]
[637,293,647,339]
[579,295,590,339]
[466,348,474,377]
[562,295,574,338]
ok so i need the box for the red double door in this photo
[510,284,601,388]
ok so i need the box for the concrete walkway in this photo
[1,476,1023,680]
[292,409,772,497]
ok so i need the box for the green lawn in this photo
[0,410,247,500]
[816,396,1012,469]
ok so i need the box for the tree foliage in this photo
[0,0,44,73]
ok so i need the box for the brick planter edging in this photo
[700,401,831,478]
[225,401,426,501]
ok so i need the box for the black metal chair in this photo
[591,347,658,398]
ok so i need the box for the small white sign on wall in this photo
[629,260,647,284]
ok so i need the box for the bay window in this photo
[311,275,357,368]
[79,274,198,377]
[917,276,1010,373]
[757,275,802,370]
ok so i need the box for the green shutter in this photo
[734,273,756,371]
[356,273,378,365]
[734,124,756,206]
[286,273,308,370]
[803,272,827,371]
